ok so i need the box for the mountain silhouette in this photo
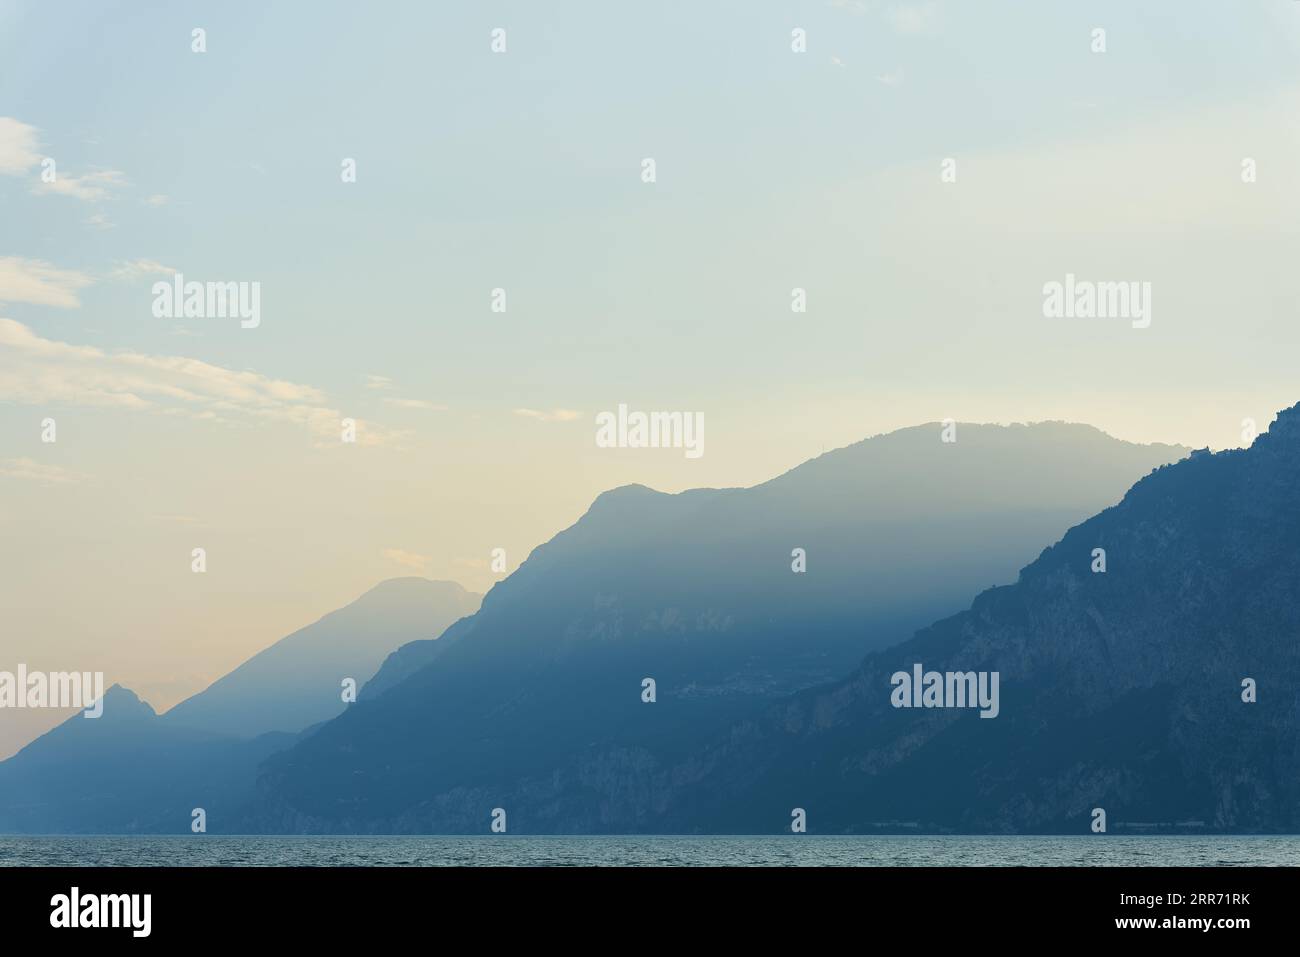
[244,422,1186,832]
[165,578,481,738]
[0,579,480,832]
[0,685,295,833]
[554,403,1300,833]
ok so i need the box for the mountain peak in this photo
[359,577,474,601]
[652,399,1300,833]
[160,577,482,740]
[1266,401,1300,440]
[589,483,663,505]
[100,684,156,718]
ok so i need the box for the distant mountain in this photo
[0,686,295,833]
[590,403,1300,834]
[0,579,480,833]
[246,422,1188,833]
[164,578,480,738]
[369,423,1186,697]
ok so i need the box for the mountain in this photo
[0,578,481,832]
[246,421,1187,832]
[604,403,1300,833]
[164,578,481,738]
[0,686,295,833]
[369,423,1186,697]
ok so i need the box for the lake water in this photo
[3,835,1298,867]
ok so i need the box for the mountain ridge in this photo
[244,420,1191,833]
[613,402,1300,833]
[163,577,480,738]
[0,578,481,832]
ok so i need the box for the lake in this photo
[3,835,1298,867]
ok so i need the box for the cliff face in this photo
[371,406,1300,834]
[634,405,1300,833]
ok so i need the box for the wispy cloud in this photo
[365,376,444,411]
[0,257,94,307]
[382,548,431,573]
[0,117,41,174]
[514,408,581,423]
[37,168,127,202]
[107,259,176,282]
[383,397,447,411]
[0,457,86,486]
[876,68,905,87]
[0,318,407,448]
[2,117,131,208]
[143,194,169,207]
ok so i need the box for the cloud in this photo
[514,408,582,422]
[0,257,94,307]
[382,548,431,573]
[0,117,41,174]
[84,212,114,230]
[0,117,128,204]
[0,318,407,448]
[886,2,940,34]
[383,397,447,411]
[37,168,127,202]
[365,376,444,410]
[143,194,169,207]
[876,68,904,87]
[108,259,176,282]
[0,457,86,486]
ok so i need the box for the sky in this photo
[2,0,1300,757]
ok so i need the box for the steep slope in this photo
[0,686,294,833]
[634,404,1300,833]
[164,578,480,738]
[249,422,1187,832]
[369,422,1186,696]
[0,579,479,832]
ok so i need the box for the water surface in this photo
[3,835,1298,867]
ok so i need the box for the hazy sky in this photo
[3,0,1300,756]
